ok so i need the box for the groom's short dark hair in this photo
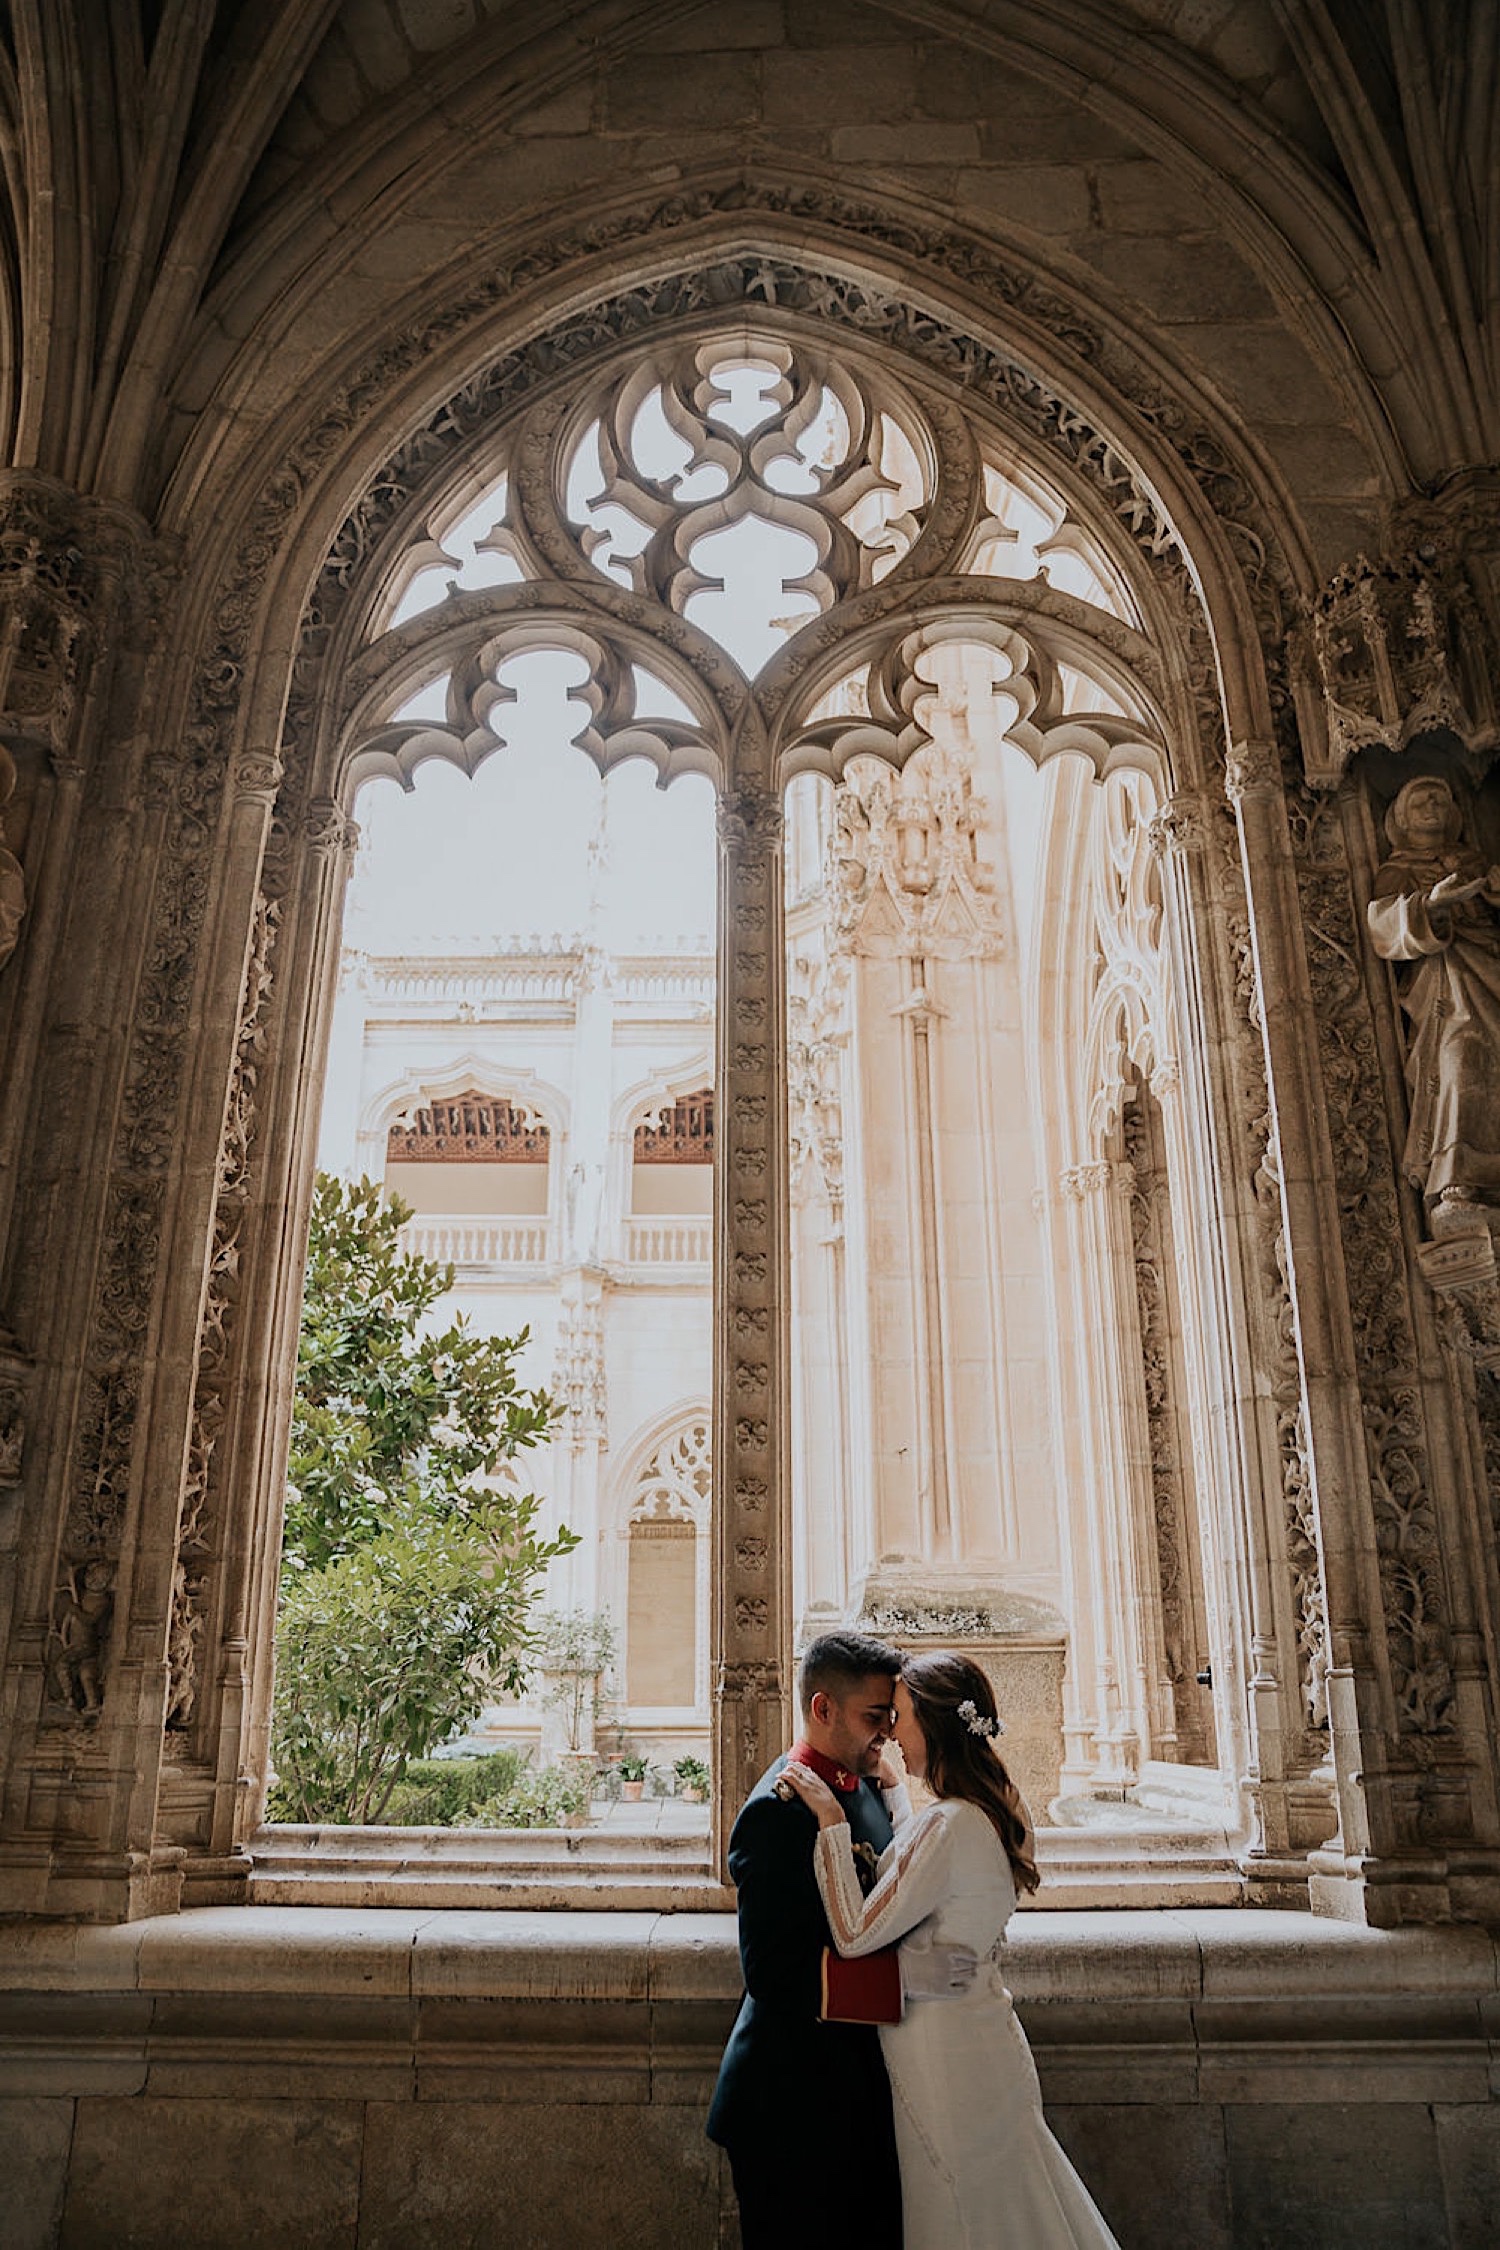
[798,1629,901,1716]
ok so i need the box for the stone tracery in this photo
[2,168,1495,1924]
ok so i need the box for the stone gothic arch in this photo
[3,187,1497,1929]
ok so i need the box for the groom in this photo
[707,1629,973,2248]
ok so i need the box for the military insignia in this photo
[851,1838,880,1894]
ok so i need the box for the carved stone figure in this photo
[0,748,26,973]
[0,1393,23,1486]
[164,1561,205,1732]
[46,1560,114,1717]
[1367,774,1500,1226]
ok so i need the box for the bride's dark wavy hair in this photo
[901,1652,1040,1895]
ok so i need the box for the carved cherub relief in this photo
[1366,772,1500,1230]
[46,1559,114,1717]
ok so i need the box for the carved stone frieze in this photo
[1252,1152,1331,1731]
[553,1299,608,1454]
[786,943,848,1213]
[1058,1161,1112,1200]
[0,1384,24,1486]
[0,747,27,974]
[1224,737,1282,806]
[1477,1376,1500,1555]
[1297,548,1483,791]
[1147,791,1209,861]
[831,743,1003,960]
[0,471,161,762]
[168,893,282,1736]
[1417,1232,1500,1375]
[1284,774,1456,1740]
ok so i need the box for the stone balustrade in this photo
[620,1216,712,1267]
[397,1219,550,1268]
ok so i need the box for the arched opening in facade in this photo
[212,281,1312,1888]
[623,1412,712,1719]
[294,634,719,1783]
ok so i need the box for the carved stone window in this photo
[626,1419,711,1712]
[243,289,1265,1893]
[633,1091,713,1164]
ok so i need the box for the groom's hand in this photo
[899,1936,980,2002]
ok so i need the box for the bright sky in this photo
[347,650,718,956]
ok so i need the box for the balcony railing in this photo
[397,1217,712,1271]
[400,1219,550,1267]
[621,1217,712,1265]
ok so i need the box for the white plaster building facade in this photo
[315,750,719,1758]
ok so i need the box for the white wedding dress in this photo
[815,1787,1121,2250]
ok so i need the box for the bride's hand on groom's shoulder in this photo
[777,1757,847,1828]
[875,1741,905,1791]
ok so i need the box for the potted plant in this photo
[532,1609,616,1793]
[618,1750,649,1801]
[674,1754,709,1803]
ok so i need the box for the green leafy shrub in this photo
[377,1752,524,1827]
[471,1761,589,1829]
[270,1174,574,1824]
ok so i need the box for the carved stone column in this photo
[0,479,203,1919]
[164,794,361,1886]
[1235,722,1500,1921]
[152,747,288,1896]
[1150,784,1336,1888]
[712,785,790,1871]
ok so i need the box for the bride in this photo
[780,1650,1121,2250]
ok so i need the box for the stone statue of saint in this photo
[1366,773,1500,1225]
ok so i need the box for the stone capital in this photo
[1224,738,1282,807]
[716,787,783,864]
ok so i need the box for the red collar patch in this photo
[790,1740,863,1794]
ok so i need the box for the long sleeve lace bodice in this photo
[815,1794,976,1959]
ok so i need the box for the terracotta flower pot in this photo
[622,1778,645,1800]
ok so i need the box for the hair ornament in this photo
[957,1698,1004,1739]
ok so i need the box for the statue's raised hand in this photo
[1428,867,1488,909]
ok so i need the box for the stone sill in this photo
[6,1905,1497,2000]
[3,1907,1498,2113]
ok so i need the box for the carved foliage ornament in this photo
[0,474,159,756]
[554,1300,609,1454]
[1285,775,1457,1741]
[168,892,282,1735]
[631,1418,710,1525]
[1297,551,1483,791]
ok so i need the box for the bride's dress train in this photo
[815,1791,1121,2250]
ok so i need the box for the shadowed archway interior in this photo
[0,8,1498,2243]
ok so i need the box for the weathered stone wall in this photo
[3,1910,1498,2249]
[0,0,1497,1940]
